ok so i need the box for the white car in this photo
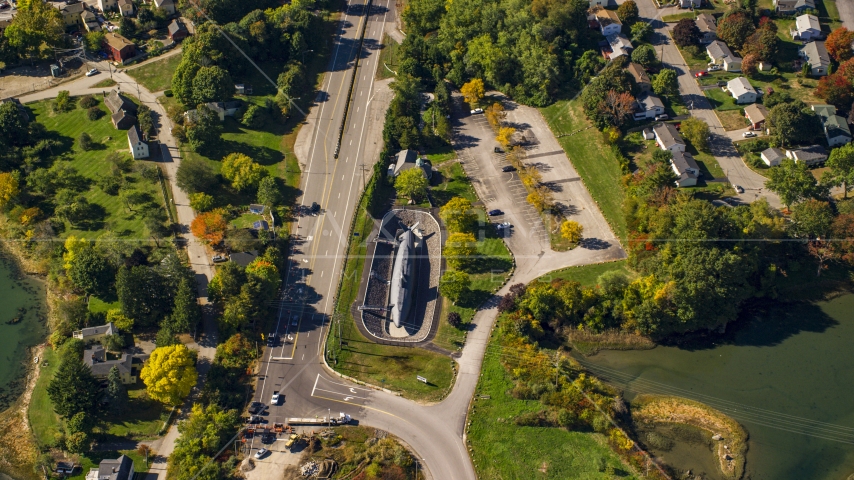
[735,185,744,193]
[470,108,483,114]
[85,68,99,77]
[271,391,281,404]
[254,448,269,459]
[496,222,513,230]
[708,64,721,71]
[742,131,757,138]
[654,114,669,121]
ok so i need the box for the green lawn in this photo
[92,78,117,88]
[423,145,456,166]
[540,99,627,240]
[27,99,167,241]
[97,382,169,440]
[126,53,183,93]
[376,34,401,80]
[29,347,60,447]
[537,260,630,286]
[468,339,638,479]
[661,11,697,22]
[68,449,149,479]
[703,87,743,111]
[88,296,121,314]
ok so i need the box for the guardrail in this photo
[334,0,374,158]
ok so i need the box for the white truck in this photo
[287,412,352,425]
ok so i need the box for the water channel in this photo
[0,254,47,413]
[579,294,854,479]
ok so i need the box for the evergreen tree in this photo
[105,366,128,414]
[47,358,100,418]
[171,276,200,333]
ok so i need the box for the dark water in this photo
[0,255,47,412]
[579,294,854,480]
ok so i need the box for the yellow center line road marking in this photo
[311,395,413,424]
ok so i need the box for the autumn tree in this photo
[395,167,428,202]
[439,270,471,304]
[815,73,854,110]
[221,153,267,192]
[741,54,760,78]
[560,220,584,244]
[0,172,20,209]
[496,126,516,148]
[461,78,485,105]
[598,90,635,128]
[439,197,477,233]
[680,117,710,152]
[717,10,755,49]
[140,344,198,405]
[445,232,477,270]
[826,27,854,62]
[214,333,256,370]
[616,0,639,26]
[823,142,854,198]
[191,210,228,244]
[672,19,700,47]
[189,192,214,212]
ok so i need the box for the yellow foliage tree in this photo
[62,236,89,272]
[560,220,584,244]
[106,309,134,332]
[444,232,477,269]
[496,127,516,148]
[439,197,477,233]
[140,344,198,405]
[0,172,20,209]
[221,153,267,192]
[484,102,505,128]
[460,78,485,105]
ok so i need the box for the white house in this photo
[787,145,828,166]
[760,147,786,167]
[72,322,117,343]
[774,0,816,15]
[823,115,852,147]
[93,455,135,480]
[596,9,622,37]
[633,93,665,120]
[97,0,117,12]
[679,0,701,8]
[671,151,700,187]
[791,14,822,41]
[727,77,758,104]
[653,122,686,152]
[606,33,633,60]
[117,0,134,16]
[153,0,176,15]
[695,13,717,44]
[707,40,741,72]
[127,125,149,159]
[799,41,830,77]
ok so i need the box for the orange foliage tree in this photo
[826,27,854,62]
[191,210,228,244]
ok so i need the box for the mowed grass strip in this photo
[28,347,60,447]
[126,53,183,93]
[540,99,627,240]
[538,260,630,286]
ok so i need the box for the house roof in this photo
[653,122,684,148]
[795,14,820,33]
[77,322,117,338]
[706,40,735,61]
[81,10,95,20]
[253,220,269,231]
[790,144,828,161]
[168,19,187,35]
[83,345,133,378]
[117,0,133,5]
[249,204,266,214]
[778,0,816,9]
[744,104,769,123]
[127,124,143,144]
[103,32,135,52]
[595,9,621,26]
[761,147,786,163]
[606,33,633,57]
[98,455,134,480]
[636,92,664,111]
[394,149,418,174]
[154,0,174,7]
[811,104,836,119]
[111,110,136,127]
[61,2,85,14]
[801,41,830,67]
[229,250,259,267]
[824,115,852,139]
[727,77,756,97]
[627,62,650,85]
[671,150,700,177]
[695,13,717,34]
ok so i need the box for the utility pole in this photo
[359,163,369,191]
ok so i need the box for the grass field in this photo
[97,381,169,440]
[537,260,630,286]
[717,109,749,131]
[376,34,401,80]
[540,99,627,240]
[27,99,167,241]
[67,449,148,479]
[92,78,117,88]
[28,347,60,447]
[126,53,183,93]
[467,340,638,479]
[703,87,744,112]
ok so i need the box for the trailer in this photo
[287,413,351,426]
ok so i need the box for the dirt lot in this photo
[0,60,87,99]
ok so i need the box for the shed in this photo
[744,104,769,130]
[760,147,786,167]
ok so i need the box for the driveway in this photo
[839,0,854,30]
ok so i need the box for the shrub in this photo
[447,311,462,328]
[164,90,173,97]
[79,95,98,108]
[78,132,93,151]
[86,106,103,120]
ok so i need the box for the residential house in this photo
[811,104,853,146]
[389,149,433,180]
[253,220,269,231]
[105,89,137,116]
[81,10,100,32]
[695,13,717,44]
[117,0,134,16]
[111,110,136,129]
[235,84,254,95]
[744,104,769,130]
[791,14,822,40]
[706,40,741,72]
[605,33,633,60]
[229,250,259,267]
[811,104,837,120]
[678,0,701,8]
[93,455,135,480]
[249,204,266,214]
[799,41,830,76]
[127,125,149,159]
[97,0,117,12]
[153,0,176,15]
[653,122,686,152]
[727,77,758,104]
[633,92,665,120]
[787,145,828,166]
[670,151,701,187]
[84,345,137,384]
[589,0,610,6]
[57,1,85,29]
[627,62,651,93]
[774,0,816,15]
[102,32,136,62]
[183,101,242,122]
[72,322,117,343]
[760,147,786,167]
[168,19,189,42]
[596,9,622,37]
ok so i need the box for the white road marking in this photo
[311,374,320,396]
[313,387,370,400]
[338,192,341,198]
[301,353,305,360]
[321,271,324,277]
[342,175,345,180]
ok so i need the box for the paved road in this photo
[838,0,854,30]
[639,1,781,207]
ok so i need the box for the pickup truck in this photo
[271,391,281,405]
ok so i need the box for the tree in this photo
[768,101,823,147]
[155,321,179,347]
[221,153,267,192]
[171,276,200,333]
[215,333,256,370]
[191,66,233,105]
[439,270,471,304]
[256,176,281,206]
[191,210,228,244]
[116,265,172,327]
[815,73,854,110]
[598,90,635,128]
[68,246,115,297]
[167,403,239,478]
[395,168,428,202]
[826,27,854,62]
[140,344,198,405]
[106,309,134,333]
[630,22,652,43]
[176,156,217,194]
[446,311,462,328]
[652,69,679,97]
[445,232,477,269]
[616,0,639,26]
[277,62,306,99]
[186,105,223,153]
[823,142,854,198]
[0,172,20,209]
[138,104,154,136]
[461,78,485,105]
[680,117,710,152]
[673,18,701,47]
[560,220,584,244]
[83,31,105,54]
[765,159,818,210]
[439,197,477,233]
[105,365,129,414]
[575,50,606,84]
[47,358,99,418]
[790,199,834,239]
[802,62,811,78]
[226,228,260,253]
[207,261,246,304]
[54,190,92,226]
[631,44,657,67]
[119,16,137,37]
[0,102,29,148]
[496,126,516,148]
[54,90,74,113]
[717,10,755,48]
[3,0,64,60]
[189,192,215,212]
[741,53,760,78]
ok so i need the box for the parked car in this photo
[212,254,227,263]
[247,415,263,423]
[470,108,484,114]
[654,114,669,121]
[496,222,513,230]
[742,131,757,138]
[717,81,727,87]
[735,185,744,193]
[708,64,721,71]
[488,209,504,216]
[271,391,281,405]
[254,448,269,459]
[85,68,99,76]
[694,71,708,78]
[291,315,299,326]
[248,402,266,414]
[494,146,504,153]
[501,165,516,172]
[0,2,11,9]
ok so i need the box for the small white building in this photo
[127,125,149,159]
[727,77,758,104]
[671,151,700,187]
[787,145,828,166]
[760,147,786,167]
[153,0,176,15]
[72,322,118,343]
[799,41,830,77]
[791,14,822,41]
[596,9,622,37]
[633,93,665,121]
[653,122,686,152]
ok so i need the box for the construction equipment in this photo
[287,413,351,426]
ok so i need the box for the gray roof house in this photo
[706,40,741,72]
[111,110,136,130]
[695,13,717,44]
[653,122,686,152]
[670,151,700,187]
[761,147,786,167]
[83,345,136,384]
[229,250,259,267]
[633,92,665,120]
[811,104,837,120]
[117,0,134,16]
[184,101,242,123]
[791,14,822,41]
[774,0,816,15]
[105,90,136,115]
[727,77,758,104]
[73,322,117,343]
[627,62,651,92]
[95,455,135,480]
[823,115,852,147]
[605,33,633,60]
[799,41,830,77]
[787,145,828,166]
[389,149,433,180]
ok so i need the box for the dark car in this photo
[488,209,503,216]
[494,147,504,153]
[502,166,517,172]
[248,402,266,415]
[266,333,277,347]
[717,81,727,87]
[310,202,320,215]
